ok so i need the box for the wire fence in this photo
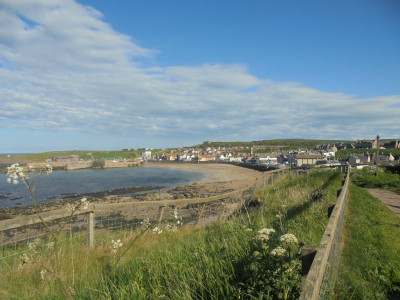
[0,168,293,274]
[0,184,260,273]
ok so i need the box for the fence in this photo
[0,167,289,272]
[0,167,292,273]
[300,167,351,299]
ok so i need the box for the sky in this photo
[0,0,399,153]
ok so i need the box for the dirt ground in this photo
[365,188,400,218]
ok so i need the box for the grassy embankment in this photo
[351,166,400,194]
[0,170,343,299]
[334,168,400,299]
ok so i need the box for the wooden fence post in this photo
[301,245,317,287]
[195,203,206,226]
[158,206,166,223]
[87,211,94,249]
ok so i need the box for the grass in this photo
[0,170,344,299]
[351,167,400,194]
[335,184,400,299]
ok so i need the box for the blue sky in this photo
[0,0,399,152]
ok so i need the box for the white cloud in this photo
[0,0,399,149]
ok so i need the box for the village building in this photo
[296,153,324,167]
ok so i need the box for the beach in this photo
[0,162,265,217]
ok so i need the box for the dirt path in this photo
[365,188,400,218]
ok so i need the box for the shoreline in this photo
[0,163,265,217]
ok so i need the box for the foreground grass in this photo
[335,184,400,299]
[0,170,343,299]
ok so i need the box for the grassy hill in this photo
[0,149,139,163]
[195,139,353,150]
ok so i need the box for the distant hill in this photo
[194,139,353,149]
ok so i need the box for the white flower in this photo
[256,228,275,242]
[258,228,275,235]
[28,238,41,252]
[66,203,75,213]
[44,164,53,174]
[141,218,151,229]
[67,287,75,296]
[271,246,287,257]
[110,239,123,253]
[46,242,54,250]
[152,227,163,234]
[174,208,179,219]
[166,224,177,232]
[20,253,30,264]
[40,269,46,280]
[80,197,89,210]
[280,233,298,245]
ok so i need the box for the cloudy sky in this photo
[0,0,399,152]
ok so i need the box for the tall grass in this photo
[351,167,400,194]
[335,184,400,299]
[0,170,343,299]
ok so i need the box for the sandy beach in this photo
[145,162,264,191]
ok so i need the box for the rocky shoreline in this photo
[0,163,264,219]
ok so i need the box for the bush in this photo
[351,167,400,194]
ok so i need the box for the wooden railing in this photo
[300,167,351,299]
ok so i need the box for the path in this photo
[365,188,400,218]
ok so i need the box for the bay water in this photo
[0,167,205,209]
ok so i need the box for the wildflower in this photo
[141,218,151,229]
[271,246,287,257]
[28,238,41,252]
[67,287,76,296]
[166,224,177,232]
[46,242,54,250]
[6,163,26,184]
[80,197,89,210]
[152,227,163,234]
[40,269,46,280]
[280,233,298,245]
[20,253,30,265]
[253,251,261,257]
[174,207,179,219]
[110,239,123,253]
[256,228,275,242]
[44,164,53,174]
[66,203,75,213]
[173,208,183,225]
[245,228,253,232]
[258,228,275,235]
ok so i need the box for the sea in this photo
[0,167,205,209]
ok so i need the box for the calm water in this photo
[0,167,205,209]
